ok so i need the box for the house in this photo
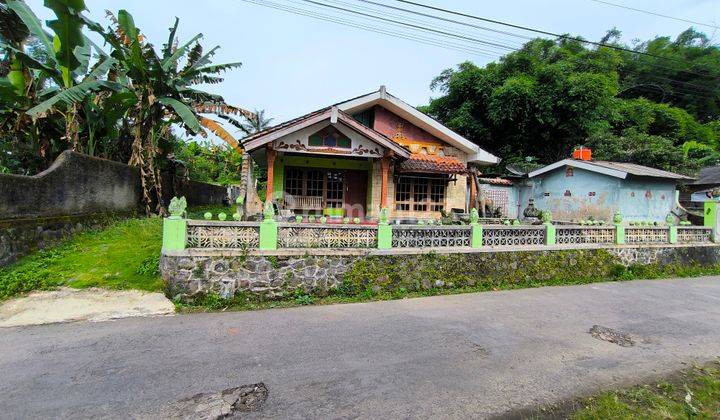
[681,165,720,204]
[519,149,693,222]
[241,86,498,220]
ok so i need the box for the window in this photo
[395,175,447,212]
[285,168,304,196]
[283,167,344,206]
[308,126,351,148]
[326,171,344,208]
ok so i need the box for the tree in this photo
[239,108,273,135]
[424,29,720,174]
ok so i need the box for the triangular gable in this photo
[243,107,410,158]
[336,86,499,165]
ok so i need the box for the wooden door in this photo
[344,170,368,219]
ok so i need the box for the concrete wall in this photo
[520,167,676,222]
[161,244,720,299]
[0,151,228,266]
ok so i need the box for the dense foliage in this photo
[423,29,720,174]
[0,0,257,213]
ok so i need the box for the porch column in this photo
[380,154,391,208]
[469,170,477,210]
[266,147,276,202]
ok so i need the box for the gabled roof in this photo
[335,86,498,165]
[242,106,410,158]
[528,159,694,181]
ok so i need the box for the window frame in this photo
[394,175,447,212]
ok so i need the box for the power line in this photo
[312,0,527,49]
[588,0,720,31]
[389,0,719,77]
[300,0,518,51]
[356,0,533,42]
[241,0,720,97]
[239,0,500,57]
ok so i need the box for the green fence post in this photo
[614,211,625,245]
[543,211,555,245]
[162,196,187,251]
[667,214,677,244]
[470,208,482,248]
[377,208,392,249]
[259,201,278,250]
[704,200,718,242]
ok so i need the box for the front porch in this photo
[265,152,389,220]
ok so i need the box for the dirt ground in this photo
[0,288,174,327]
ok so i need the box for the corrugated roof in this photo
[528,158,694,181]
[580,160,694,180]
[398,154,467,174]
[693,165,720,185]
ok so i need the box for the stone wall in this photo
[0,213,129,267]
[0,151,227,266]
[160,245,720,300]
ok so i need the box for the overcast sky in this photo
[25,0,719,127]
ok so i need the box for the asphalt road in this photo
[2,276,720,419]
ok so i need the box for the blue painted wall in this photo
[518,166,676,222]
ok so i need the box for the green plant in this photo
[293,288,314,305]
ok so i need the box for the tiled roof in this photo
[397,154,467,174]
[478,177,514,186]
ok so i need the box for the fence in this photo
[165,219,714,251]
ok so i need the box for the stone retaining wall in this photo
[160,245,720,299]
[0,213,131,266]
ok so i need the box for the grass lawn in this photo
[569,361,720,419]
[0,217,164,300]
[0,205,232,301]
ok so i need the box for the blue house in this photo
[519,157,693,222]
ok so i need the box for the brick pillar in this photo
[380,156,391,208]
[266,147,276,202]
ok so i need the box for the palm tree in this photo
[239,108,273,135]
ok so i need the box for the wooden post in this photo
[266,147,276,201]
[380,153,392,208]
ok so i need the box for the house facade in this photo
[520,156,693,222]
[242,86,498,220]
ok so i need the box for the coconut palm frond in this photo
[200,116,242,153]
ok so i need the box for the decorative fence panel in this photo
[186,221,260,248]
[278,224,378,248]
[625,227,669,244]
[483,226,545,246]
[556,226,615,245]
[391,225,472,248]
[677,227,713,244]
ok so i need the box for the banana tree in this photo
[4,0,124,153]
[100,10,253,215]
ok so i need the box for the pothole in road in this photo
[168,383,268,419]
[589,325,635,347]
